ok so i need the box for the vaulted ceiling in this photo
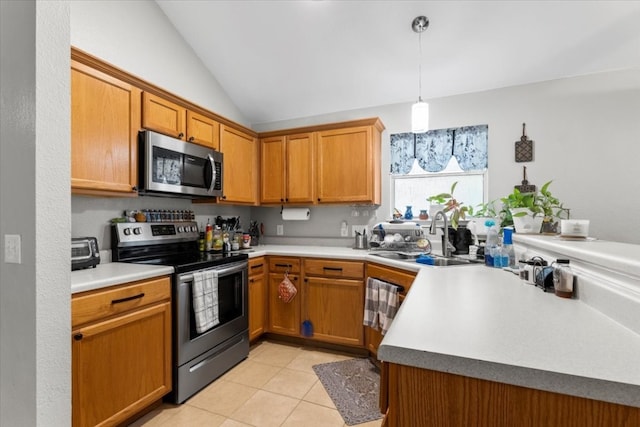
[156,1,640,125]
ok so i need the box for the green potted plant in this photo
[538,181,571,234]
[499,181,569,234]
[427,181,469,230]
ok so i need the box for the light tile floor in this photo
[130,340,383,427]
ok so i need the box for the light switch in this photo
[4,234,22,264]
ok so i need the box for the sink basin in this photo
[370,252,479,267]
[369,252,420,260]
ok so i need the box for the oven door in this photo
[139,130,222,198]
[175,260,248,366]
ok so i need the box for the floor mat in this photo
[312,358,382,425]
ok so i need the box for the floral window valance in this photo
[390,125,488,174]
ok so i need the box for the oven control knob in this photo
[133,227,142,235]
[177,226,184,233]
[190,225,197,232]
[123,228,131,236]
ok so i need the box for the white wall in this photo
[254,69,640,244]
[70,0,248,127]
[0,1,71,426]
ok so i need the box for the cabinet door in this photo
[316,125,380,204]
[186,110,220,150]
[72,302,172,427]
[248,258,266,341]
[303,276,364,346]
[142,92,186,139]
[220,125,258,204]
[267,272,301,336]
[71,61,140,195]
[260,136,286,204]
[286,132,315,204]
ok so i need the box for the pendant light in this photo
[411,15,429,133]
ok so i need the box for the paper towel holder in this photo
[280,206,311,221]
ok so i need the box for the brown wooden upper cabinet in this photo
[260,133,315,205]
[142,92,220,150]
[316,120,383,204]
[71,60,141,196]
[219,124,259,205]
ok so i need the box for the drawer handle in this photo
[323,267,343,272]
[275,263,292,268]
[250,263,264,269]
[111,293,145,305]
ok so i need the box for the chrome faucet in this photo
[429,210,455,258]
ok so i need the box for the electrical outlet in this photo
[352,225,367,237]
[4,234,22,264]
[276,224,284,236]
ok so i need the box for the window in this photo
[390,125,488,218]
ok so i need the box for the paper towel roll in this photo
[281,207,310,221]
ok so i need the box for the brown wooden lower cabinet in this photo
[71,276,172,427]
[248,257,266,341]
[382,363,640,427]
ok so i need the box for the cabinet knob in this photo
[178,132,184,138]
[317,198,321,202]
[188,136,194,142]
[280,198,284,202]
[132,186,138,191]
[73,333,83,341]
[285,198,289,202]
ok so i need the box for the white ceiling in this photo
[156,1,640,126]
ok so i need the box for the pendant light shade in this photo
[411,16,429,133]
[411,98,429,133]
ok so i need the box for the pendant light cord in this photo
[418,31,423,102]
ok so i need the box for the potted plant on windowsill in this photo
[427,181,469,230]
[427,182,476,254]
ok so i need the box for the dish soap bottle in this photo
[502,227,516,269]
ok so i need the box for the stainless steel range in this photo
[112,221,249,403]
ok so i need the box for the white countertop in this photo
[71,263,174,293]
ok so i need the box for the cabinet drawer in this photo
[72,276,171,328]
[248,257,266,277]
[366,263,416,295]
[304,259,364,279]
[268,257,301,274]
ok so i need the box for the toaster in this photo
[71,237,100,271]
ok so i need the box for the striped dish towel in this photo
[363,277,399,335]
[192,270,220,334]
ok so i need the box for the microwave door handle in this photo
[207,154,216,193]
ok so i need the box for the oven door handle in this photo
[178,261,247,284]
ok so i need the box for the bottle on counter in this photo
[553,259,574,298]
[502,227,516,269]
[199,223,206,252]
[484,219,499,267]
[213,226,223,251]
[205,219,213,251]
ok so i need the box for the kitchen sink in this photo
[369,252,480,266]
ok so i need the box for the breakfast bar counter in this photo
[377,263,640,408]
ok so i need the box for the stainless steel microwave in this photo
[138,130,223,198]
